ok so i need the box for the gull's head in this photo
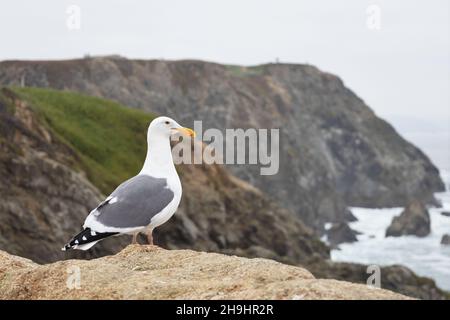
[148,116,196,140]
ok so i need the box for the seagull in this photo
[62,116,195,251]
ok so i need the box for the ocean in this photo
[330,169,450,291]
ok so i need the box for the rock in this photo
[344,209,358,222]
[386,200,431,237]
[0,245,411,300]
[156,152,330,266]
[307,261,449,300]
[441,211,450,217]
[0,89,129,263]
[0,59,444,231]
[326,223,360,247]
[441,234,450,245]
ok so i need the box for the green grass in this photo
[0,88,18,114]
[225,64,265,77]
[12,87,156,194]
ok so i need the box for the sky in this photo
[0,0,449,169]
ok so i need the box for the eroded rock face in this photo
[385,200,431,238]
[156,157,329,265]
[0,58,444,230]
[0,245,410,300]
[0,88,131,263]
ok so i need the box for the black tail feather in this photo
[62,228,118,251]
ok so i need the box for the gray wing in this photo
[93,175,175,228]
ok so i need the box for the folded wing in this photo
[84,175,175,232]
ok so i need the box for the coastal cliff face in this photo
[0,245,410,300]
[0,88,128,263]
[0,87,327,266]
[0,58,444,230]
[0,87,447,300]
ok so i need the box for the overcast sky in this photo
[1,0,449,168]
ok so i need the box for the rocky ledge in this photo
[0,245,410,300]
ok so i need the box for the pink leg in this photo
[147,231,153,245]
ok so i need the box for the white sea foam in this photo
[330,170,450,291]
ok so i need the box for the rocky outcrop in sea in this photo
[386,200,431,237]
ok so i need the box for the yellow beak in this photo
[174,127,196,138]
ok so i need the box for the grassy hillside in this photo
[12,87,155,194]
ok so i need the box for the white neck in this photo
[139,133,176,177]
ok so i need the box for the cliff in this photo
[0,87,327,266]
[0,58,444,230]
[0,245,410,300]
[0,87,447,300]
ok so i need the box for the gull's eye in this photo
[165,121,170,125]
